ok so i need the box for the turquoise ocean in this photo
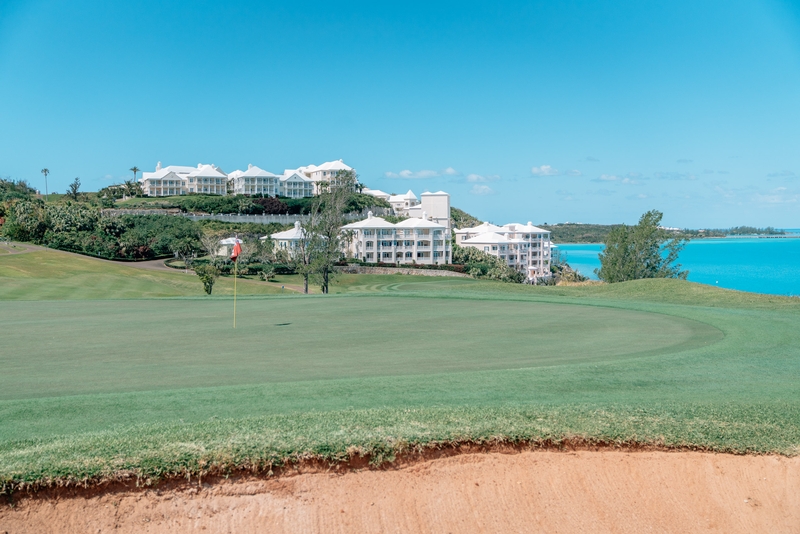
[557,230,800,296]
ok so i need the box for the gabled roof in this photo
[461,232,510,245]
[421,190,449,196]
[281,170,313,183]
[141,169,183,180]
[314,159,352,172]
[219,237,243,245]
[454,222,502,234]
[241,164,279,178]
[394,217,446,229]
[341,214,397,229]
[503,222,550,233]
[363,189,390,199]
[269,221,305,240]
[188,164,227,178]
[389,190,418,203]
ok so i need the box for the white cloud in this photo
[385,167,458,179]
[531,165,560,176]
[531,165,581,177]
[470,185,494,195]
[767,170,796,178]
[466,173,501,183]
[593,174,639,184]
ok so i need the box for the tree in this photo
[66,177,81,201]
[253,196,289,215]
[307,170,358,293]
[294,213,320,294]
[195,264,220,294]
[199,232,223,265]
[596,210,688,283]
[130,166,140,182]
[170,236,197,273]
[40,169,49,202]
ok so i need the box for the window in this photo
[365,241,373,248]
[417,252,424,258]
[484,246,489,252]
[382,252,392,258]
[405,252,413,258]
[492,246,498,251]
[366,253,373,259]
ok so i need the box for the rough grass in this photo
[0,250,286,300]
[0,254,799,493]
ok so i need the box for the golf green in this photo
[0,295,721,400]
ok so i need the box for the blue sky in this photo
[1,0,799,227]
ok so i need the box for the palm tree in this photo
[40,168,49,202]
[130,166,140,182]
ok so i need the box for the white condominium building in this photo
[228,164,279,196]
[342,212,451,265]
[455,222,553,280]
[139,159,355,199]
[139,162,228,196]
[279,170,315,199]
[363,189,452,230]
[264,221,306,254]
[298,160,353,194]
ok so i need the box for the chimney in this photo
[422,211,428,220]
[248,164,253,169]
[156,161,162,171]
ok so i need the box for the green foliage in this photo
[2,201,201,259]
[540,223,623,244]
[450,207,482,229]
[713,226,786,236]
[252,196,289,214]
[65,177,81,201]
[196,220,290,237]
[0,178,36,203]
[596,210,688,283]
[452,244,525,283]
[194,264,220,294]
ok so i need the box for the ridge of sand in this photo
[2,450,799,533]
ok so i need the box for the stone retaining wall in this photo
[334,266,471,278]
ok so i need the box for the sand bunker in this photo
[2,450,799,533]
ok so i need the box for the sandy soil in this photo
[2,450,799,533]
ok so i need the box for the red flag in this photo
[230,240,242,261]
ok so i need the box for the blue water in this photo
[558,233,800,296]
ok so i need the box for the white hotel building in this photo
[341,212,451,265]
[138,160,352,198]
[139,163,228,196]
[454,222,553,280]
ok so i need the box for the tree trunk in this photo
[303,274,309,294]
[322,267,329,294]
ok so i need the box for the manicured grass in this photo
[0,256,799,492]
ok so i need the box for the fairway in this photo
[0,296,721,400]
[0,256,798,493]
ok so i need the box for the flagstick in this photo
[233,258,237,329]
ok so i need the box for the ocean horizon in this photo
[557,234,800,296]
